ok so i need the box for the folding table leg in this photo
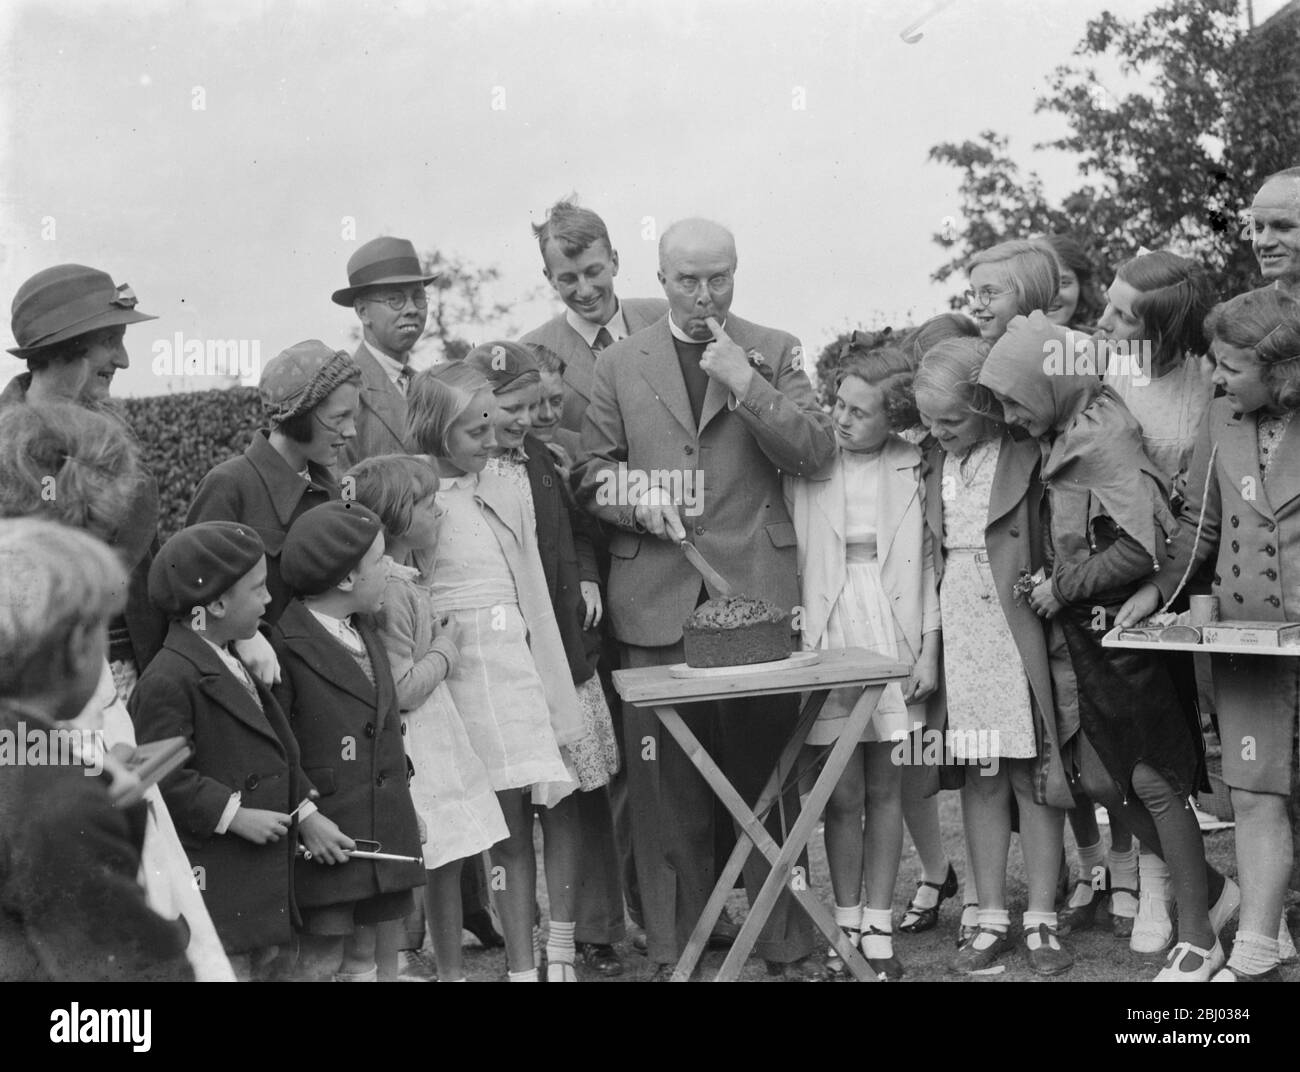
[714,684,886,981]
[667,690,831,981]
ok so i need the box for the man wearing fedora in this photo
[332,236,440,472]
[2,264,168,692]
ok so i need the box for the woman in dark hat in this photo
[3,264,165,700]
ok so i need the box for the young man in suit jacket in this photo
[575,218,836,978]
[333,236,440,472]
[520,199,668,434]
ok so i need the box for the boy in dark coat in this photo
[1,519,192,982]
[272,501,425,982]
[130,521,314,977]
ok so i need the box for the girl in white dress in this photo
[405,363,583,983]
[346,454,509,983]
[786,353,941,980]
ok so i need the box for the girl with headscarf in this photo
[406,362,583,982]
[979,312,1233,981]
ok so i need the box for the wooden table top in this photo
[613,647,910,706]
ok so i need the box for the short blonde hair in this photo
[967,240,1060,316]
[0,519,126,696]
[406,362,495,457]
[344,454,441,542]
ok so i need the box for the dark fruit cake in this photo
[682,595,792,668]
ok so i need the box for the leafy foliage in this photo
[931,0,1300,302]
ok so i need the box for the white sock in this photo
[1138,851,1171,902]
[834,903,863,930]
[1108,845,1139,916]
[508,967,539,982]
[860,908,894,959]
[546,920,576,966]
[971,908,1010,950]
[1227,930,1279,977]
[1075,840,1105,901]
[1023,910,1058,949]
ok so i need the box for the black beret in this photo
[149,521,265,616]
[280,501,383,596]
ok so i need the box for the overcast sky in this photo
[0,0,1284,396]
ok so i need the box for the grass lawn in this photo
[446,791,1299,983]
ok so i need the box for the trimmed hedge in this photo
[122,387,264,543]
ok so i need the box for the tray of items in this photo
[1102,597,1300,657]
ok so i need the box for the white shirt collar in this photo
[200,635,256,684]
[439,472,478,491]
[307,608,364,650]
[566,302,630,348]
[362,341,412,389]
[668,314,725,344]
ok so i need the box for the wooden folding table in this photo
[612,646,910,982]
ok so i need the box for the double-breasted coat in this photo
[271,602,425,908]
[129,623,303,952]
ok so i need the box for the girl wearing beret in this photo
[914,337,1074,975]
[1119,289,1300,981]
[980,312,1231,981]
[407,362,584,982]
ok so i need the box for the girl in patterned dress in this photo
[345,454,509,983]
[466,341,620,982]
[785,351,941,979]
[915,337,1073,975]
[405,362,584,982]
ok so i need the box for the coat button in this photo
[1265,545,1276,556]
[1268,595,1281,607]
[364,722,376,738]
[1214,573,1221,584]
[1230,515,1239,527]
[401,723,408,736]
[1232,565,1241,576]
[376,775,387,788]
[542,474,553,488]
[1233,593,1244,603]
[1009,527,1020,537]
[1266,520,1276,532]
[1231,540,1240,552]
[1265,569,1277,580]
[245,774,260,791]
[684,445,695,456]
[695,525,706,536]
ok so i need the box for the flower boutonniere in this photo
[746,349,776,383]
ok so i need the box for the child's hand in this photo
[1115,582,1162,628]
[417,814,428,845]
[580,581,603,629]
[1028,579,1063,619]
[298,811,355,864]
[234,631,281,687]
[903,651,939,704]
[229,807,292,844]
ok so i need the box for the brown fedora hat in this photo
[331,236,441,307]
[9,264,157,357]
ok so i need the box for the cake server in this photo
[677,538,736,596]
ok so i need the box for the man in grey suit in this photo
[520,200,667,433]
[520,201,667,975]
[332,236,438,471]
[575,218,834,978]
